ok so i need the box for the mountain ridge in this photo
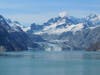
[27,13,100,51]
[0,13,100,51]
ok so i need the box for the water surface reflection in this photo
[0,51,100,75]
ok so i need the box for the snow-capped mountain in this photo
[27,12,100,51]
[6,19,24,32]
[0,12,100,51]
[0,15,42,52]
[29,12,100,35]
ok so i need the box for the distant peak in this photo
[0,15,4,19]
[13,21,21,25]
[0,15,3,17]
[87,14,98,18]
[59,11,69,18]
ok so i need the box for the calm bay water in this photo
[0,51,100,75]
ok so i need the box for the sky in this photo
[0,0,100,25]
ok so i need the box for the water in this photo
[0,51,100,75]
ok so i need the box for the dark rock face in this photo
[27,23,43,33]
[87,42,100,51]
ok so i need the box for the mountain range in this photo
[0,12,100,52]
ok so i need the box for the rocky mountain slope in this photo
[0,15,42,52]
[27,12,100,51]
[0,12,100,51]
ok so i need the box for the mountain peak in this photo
[59,11,69,18]
[0,15,3,18]
[86,14,98,19]
[0,15,5,21]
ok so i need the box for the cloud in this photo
[59,11,69,17]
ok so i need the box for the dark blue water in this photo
[0,51,100,75]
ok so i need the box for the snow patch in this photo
[71,23,84,32]
[22,26,31,32]
[35,23,84,35]
[43,19,66,31]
